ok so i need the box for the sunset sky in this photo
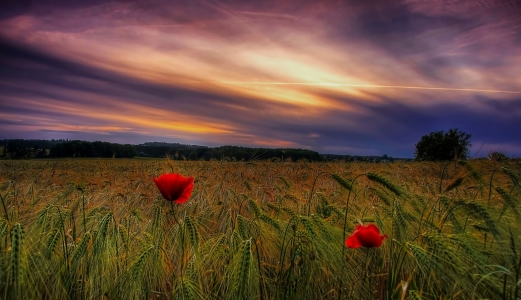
[1,0,520,157]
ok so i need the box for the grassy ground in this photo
[0,159,520,299]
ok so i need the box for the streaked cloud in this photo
[1,0,520,157]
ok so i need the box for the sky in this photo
[1,0,520,158]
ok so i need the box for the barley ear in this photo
[233,239,253,299]
[444,177,465,193]
[71,232,91,268]
[457,160,484,184]
[259,214,282,232]
[457,201,499,237]
[366,172,402,196]
[151,206,163,238]
[185,216,200,251]
[279,176,292,189]
[236,215,249,239]
[244,180,252,191]
[502,167,520,187]
[10,223,25,299]
[332,174,353,191]
[247,198,262,218]
[44,228,62,259]
[0,217,7,239]
[177,276,202,300]
[299,216,318,239]
[94,212,113,253]
[130,245,154,279]
[368,187,392,206]
[495,186,519,216]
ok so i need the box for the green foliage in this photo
[415,128,472,161]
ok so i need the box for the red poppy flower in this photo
[152,173,194,204]
[345,224,388,248]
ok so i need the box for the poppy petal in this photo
[153,176,173,201]
[153,173,194,204]
[345,223,387,248]
[357,230,380,247]
[365,223,381,234]
[346,233,362,248]
[381,234,388,244]
[173,177,194,204]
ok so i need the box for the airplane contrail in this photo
[219,82,521,94]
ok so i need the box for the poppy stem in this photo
[169,201,187,296]
[342,173,366,255]
[170,201,179,224]
[360,248,375,299]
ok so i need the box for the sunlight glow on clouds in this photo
[1,0,520,157]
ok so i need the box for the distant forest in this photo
[0,139,397,162]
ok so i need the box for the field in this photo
[0,159,520,299]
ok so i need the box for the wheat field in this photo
[0,158,520,299]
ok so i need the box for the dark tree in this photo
[4,141,31,159]
[415,128,472,161]
[188,151,197,160]
[489,151,509,161]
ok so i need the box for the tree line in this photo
[2,140,136,159]
[2,129,512,161]
[50,141,137,158]
[1,140,321,161]
[137,145,321,161]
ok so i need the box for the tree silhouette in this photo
[415,128,472,161]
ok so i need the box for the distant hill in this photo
[139,142,204,149]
